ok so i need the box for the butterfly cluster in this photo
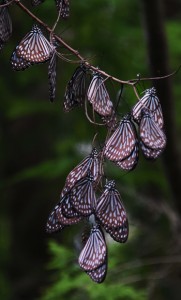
[0,0,167,285]
[65,65,166,167]
[46,82,166,283]
[46,148,129,283]
[104,87,166,170]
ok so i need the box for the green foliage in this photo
[41,241,147,300]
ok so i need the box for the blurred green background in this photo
[1,0,181,299]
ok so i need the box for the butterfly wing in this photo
[140,110,166,150]
[0,5,12,44]
[48,49,57,102]
[16,24,52,63]
[61,195,82,218]
[115,141,139,171]
[96,181,127,228]
[46,202,65,233]
[87,74,113,116]
[11,48,33,71]
[104,221,129,243]
[79,226,107,271]
[132,87,164,128]
[46,194,82,233]
[104,115,137,161]
[55,0,70,19]
[140,141,163,160]
[71,176,96,216]
[86,256,107,283]
[61,148,100,196]
[64,65,87,112]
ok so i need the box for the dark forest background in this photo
[1,0,181,299]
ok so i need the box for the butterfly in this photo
[46,193,83,233]
[103,222,129,243]
[70,174,97,216]
[10,47,33,71]
[64,64,87,112]
[104,114,137,161]
[96,180,127,229]
[115,140,139,171]
[132,87,164,129]
[139,109,166,150]
[61,148,101,196]
[87,256,107,283]
[16,24,53,63]
[87,73,113,116]
[31,0,45,6]
[140,141,163,160]
[0,4,12,49]
[48,38,59,102]
[79,225,107,271]
[55,0,70,19]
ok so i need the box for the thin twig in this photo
[0,0,15,7]
[14,0,177,89]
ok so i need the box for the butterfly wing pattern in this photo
[11,48,33,71]
[64,65,87,112]
[95,180,129,243]
[11,24,54,73]
[115,140,139,171]
[46,193,83,233]
[132,87,164,129]
[55,0,70,19]
[140,141,163,160]
[70,175,97,216]
[87,73,113,116]
[96,180,127,228]
[48,43,58,102]
[139,109,166,150]
[78,225,107,271]
[16,24,52,63]
[86,257,107,283]
[61,148,101,196]
[104,114,137,162]
[0,4,12,50]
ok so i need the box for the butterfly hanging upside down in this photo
[11,24,53,71]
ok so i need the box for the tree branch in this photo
[14,0,178,93]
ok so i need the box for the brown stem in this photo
[14,0,177,90]
[0,0,15,7]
